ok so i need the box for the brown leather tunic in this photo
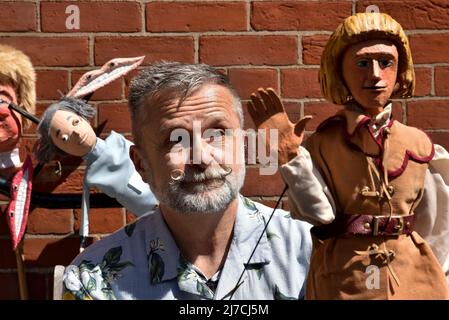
[304,107,449,299]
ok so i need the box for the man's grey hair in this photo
[128,61,243,147]
[34,97,96,163]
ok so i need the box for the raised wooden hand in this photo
[248,88,312,165]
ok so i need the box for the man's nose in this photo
[191,134,217,168]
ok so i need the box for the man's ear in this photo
[130,145,149,182]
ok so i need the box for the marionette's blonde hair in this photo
[0,44,36,128]
[320,13,415,105]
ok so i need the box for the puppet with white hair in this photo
[34,58,157,249]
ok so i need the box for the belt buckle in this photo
[372,216,404,236]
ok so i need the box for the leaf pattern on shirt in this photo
[242,196,258,211]
[262,215,279,241]
[124,221,137,237]
[274,285,297,300]
[196,280,214,299]
[178,258,214,299]
[246,263,265,280]
[63,246,133,300]
[148,238,165,284]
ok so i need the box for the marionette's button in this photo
[360,186,380,197]
[9,210,14,217]
[364,223,371,230]
[387,185,394,196]
[13,184,18,191]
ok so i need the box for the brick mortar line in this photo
[401,100,406,124]
[205,65,321,69]
[39,0,145,3]
[415,63,449,67]
[89,34,94,66]
[70,208,75,234]
[22,233,75,239]
[0,31,334,37]
[32,63,449,70]
[120,208,126,228]
[224,65,321,69]
[246,0,251,32]
[407,96,449,101]
[140,1,146,33]
[36,0,41,32]
[297,34,303,65]
[194,34,199,64]
[35,99,129,103]
[276,68,281,94]
[425,129,449,132]
[143,0,251,2]
[242,97,449,104]
[260,196,288,201]
[241,98,326,103]
[406,30,449,35]
[431,66,436,96]
[4,30,449,37]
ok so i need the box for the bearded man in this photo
[62,62,312,300]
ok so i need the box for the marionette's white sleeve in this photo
[414,144,449,283]
[279,146,336,225]
[83,131,158,216]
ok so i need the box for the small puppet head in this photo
[319,13,415,106]
[0,44,36,130]
[35,97,97,163]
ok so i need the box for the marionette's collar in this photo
[343,102,392,136]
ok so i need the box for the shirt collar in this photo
[144,195,272,295]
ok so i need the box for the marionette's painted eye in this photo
[61,134,69,142]
[72,118,80,126]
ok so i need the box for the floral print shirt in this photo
[63,195,312,300]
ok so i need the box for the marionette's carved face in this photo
[0,83,22,153]
[49,109,97,157]
[342,39,399,115]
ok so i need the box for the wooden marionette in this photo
[33,56,157,251]
[248,13,449,299]
[0,44,36,300]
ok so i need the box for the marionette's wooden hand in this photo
[248,88,312,165]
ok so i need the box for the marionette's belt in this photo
[311,214,415,240]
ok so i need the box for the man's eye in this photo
[61,134,69,142]
[206,129,226,145]
[214,129,226,136]
[356,59,370,68]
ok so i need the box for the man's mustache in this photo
[170,166,232,185]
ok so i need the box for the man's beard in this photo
[156,164,245,214]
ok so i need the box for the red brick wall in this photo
[1,0,448,299]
